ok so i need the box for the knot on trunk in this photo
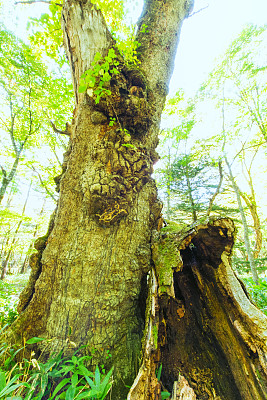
[81,127,155,225]
[87,63,152,136]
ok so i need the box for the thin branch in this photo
[232,141,265,162]
[51,146,62,168]
[206,161,223,217]
[50,120,71,136]
[31,166,58,203]
[15,0,62,6]
[0,166,7,177]
[9,95,18,155]
[188,5,209,18]
[0,116,10,131]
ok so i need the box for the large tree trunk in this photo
[8,0,193,398]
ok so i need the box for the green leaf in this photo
[107,48,116,59]
[95,365,101,387]
[74,390,93,400]
[156,364,162,381]
[65,385,76,400]
[51,378,70,399]
[26,337,46,345]
[78,84,87,93]
[77,365,93,377]
[94,52,102,62]
[85,375,95,388]
[71,373,78,388]
[0,373,6,392]
[61,365,74,375]
[100,366,114,389]
[71,356,78,364]
[161,391,171,399]
[85,75,96,87]
[102,72,111,82]
[98,367,113,399]
[0,383,24,398]
[39,373,49,398]
[88,80,96,88]
[102,61,109,72]
[100,382,112,400]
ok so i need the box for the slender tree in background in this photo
[239,144,263,259]
[0,180,32,280]
[161,151,223,223]
[200,24,267,145]
[199,23,267,283]
[0,26,72,204]
[224,153,259,284]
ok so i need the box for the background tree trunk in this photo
[224,155,259,284]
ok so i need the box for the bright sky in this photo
[171,0,267,96]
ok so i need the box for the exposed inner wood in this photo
[151,218,267,400]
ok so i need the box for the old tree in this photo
[6,0,267,398]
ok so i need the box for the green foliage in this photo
[27,1,64,66]
[0,340,113,400]
[91,0,125,34]
[115,30,141,66]
[157,149,222,223]
[200,24,267,142]
[0,25,72,204]
[79,48,119,103]
[161,392,171,400]
[0,371,26,399]
[243,277,267,315]
[0,275,29,327]
[0,27,47,148]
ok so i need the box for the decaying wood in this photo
[149,217,267,399]
[172,376,196,399]
[127,269,160,400]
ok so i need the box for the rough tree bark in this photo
[5,1,267,399]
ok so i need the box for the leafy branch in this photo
[79,48,119,104]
